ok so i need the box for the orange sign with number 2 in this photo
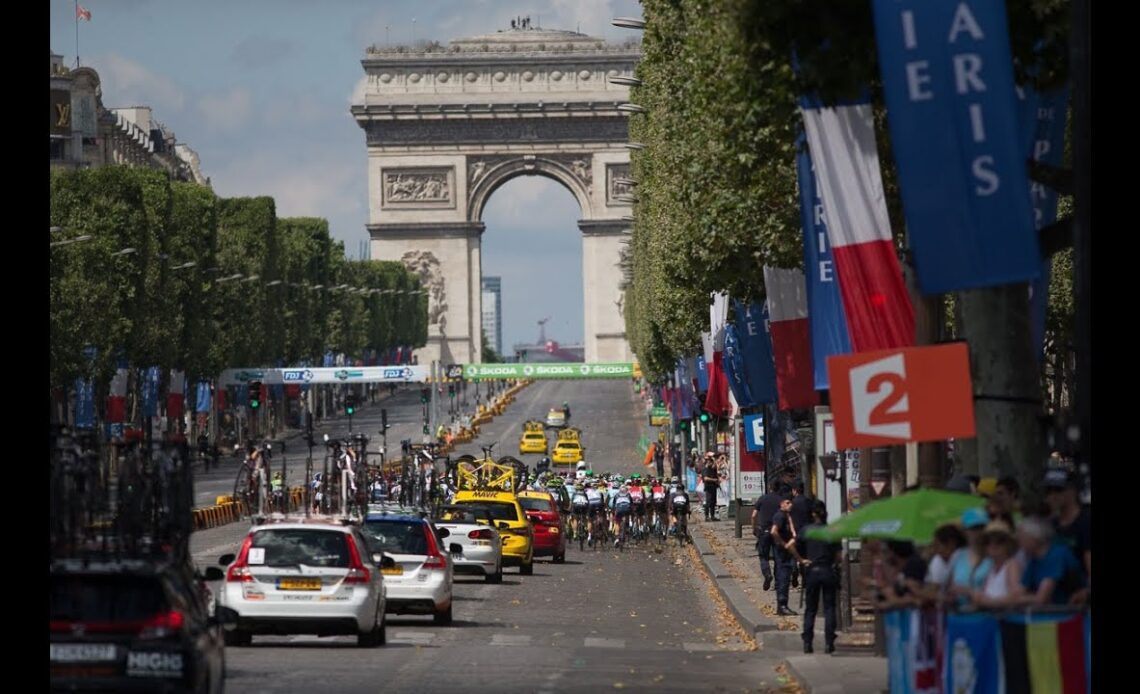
[827,342,975,449]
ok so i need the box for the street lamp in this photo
[49,234,93,248]
[611,17,646,30]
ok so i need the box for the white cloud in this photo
[95,52,186,114]
[197,87,254,133]
[209,148,367,242]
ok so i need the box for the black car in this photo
[50,556,234,693]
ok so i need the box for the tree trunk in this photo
[957,285,1044,500]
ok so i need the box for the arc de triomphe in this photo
[352,27,639,365]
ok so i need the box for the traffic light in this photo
[345,393,356,416]
[423,425,430,435]
[381,408,388,430]
[448,384,455,399]
[699,412,710,423]
[679,420,689,431]
[248,381,262,410]
[420,387,430,404]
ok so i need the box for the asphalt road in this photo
[190,379,785,693]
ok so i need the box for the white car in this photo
[361,512,455,625]
[434,505,504,583]
[218,520,387,647]
[545,408,567,429]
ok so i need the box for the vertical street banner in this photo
[723,324,757,408]
[141,366,162,418]
[74,378,95,429]
[1018,86,1069,358]
[872,0,1041,292]
[732,301,779,405]
[798,137,852,390]
[695,354,710,393]
[106,361,130,424]
[800,96,915,351]
[764,266,820,410]
[167,369,186,421]
[196,381,212,414]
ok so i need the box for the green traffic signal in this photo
[699,412,710,423]
[248,381,261,409]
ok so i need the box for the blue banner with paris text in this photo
[732,301,778,405]
[798,135,852,390]
[873,0,1040,293]
[1018,86,1068,360]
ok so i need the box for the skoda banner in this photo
[463,362,635,380]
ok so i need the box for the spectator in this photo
[986,476,1021,527]
[947,508,992,608]
[1017,516,1085,606]
[702,453,720,521]
[876,540,927,608]
[923,523,967,603]
[1043,468,1091,588]
[972,520,1022,609]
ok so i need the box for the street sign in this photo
[446,364,464,379]
[871,480,887,496]
[743,414,766,452]
[827,343,976,449]
[649,406,669,426]
[462,362,634,380]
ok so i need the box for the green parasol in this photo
[805,489,984,545]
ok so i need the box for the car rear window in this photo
[559,442,580,449]
[455,501,519,521]
[519,497,554,513]
[524,433,544,439]
[250,529,351,568]
[361,521,430,555]
[50,575,167,622]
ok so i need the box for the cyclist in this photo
[585,481,604,546]
[562,401,571,419]
[650,477,668,534]
[628,475,647,538]
[571,483,590,539]
[612,484,634,547]
[669,479,691,537]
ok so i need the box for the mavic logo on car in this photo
[282,369,313,382]
[126,652,183,677]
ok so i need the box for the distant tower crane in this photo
[537,316,551,344]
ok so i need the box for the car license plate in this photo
[278,577,322,590]
[381,566,403,576]
[50,644,117,662]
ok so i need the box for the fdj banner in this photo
[873,1,1041,293]
[463,363,634,380]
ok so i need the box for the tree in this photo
[481,331,502,363]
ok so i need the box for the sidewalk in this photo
[688,513,887,694]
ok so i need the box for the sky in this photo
[50,0,643,351]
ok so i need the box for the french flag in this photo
[166,369,186,420]
[800,97,914,351]
[763,267,819,411]
[106,363,129,423]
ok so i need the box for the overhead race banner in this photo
[873,0,1041,292]
[463,362,634,380]
[219,365,430,385]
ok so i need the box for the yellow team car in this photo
[451,489,535,575]
[519,431,548,455]
[551,439,584,465]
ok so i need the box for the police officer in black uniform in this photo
[770,494,799,615]
[797,499,841,653]
[789,480,813,589]
[751,484,784,591]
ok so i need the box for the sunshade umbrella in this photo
[805,489,984,545]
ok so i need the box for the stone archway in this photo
[352,25,639,365]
